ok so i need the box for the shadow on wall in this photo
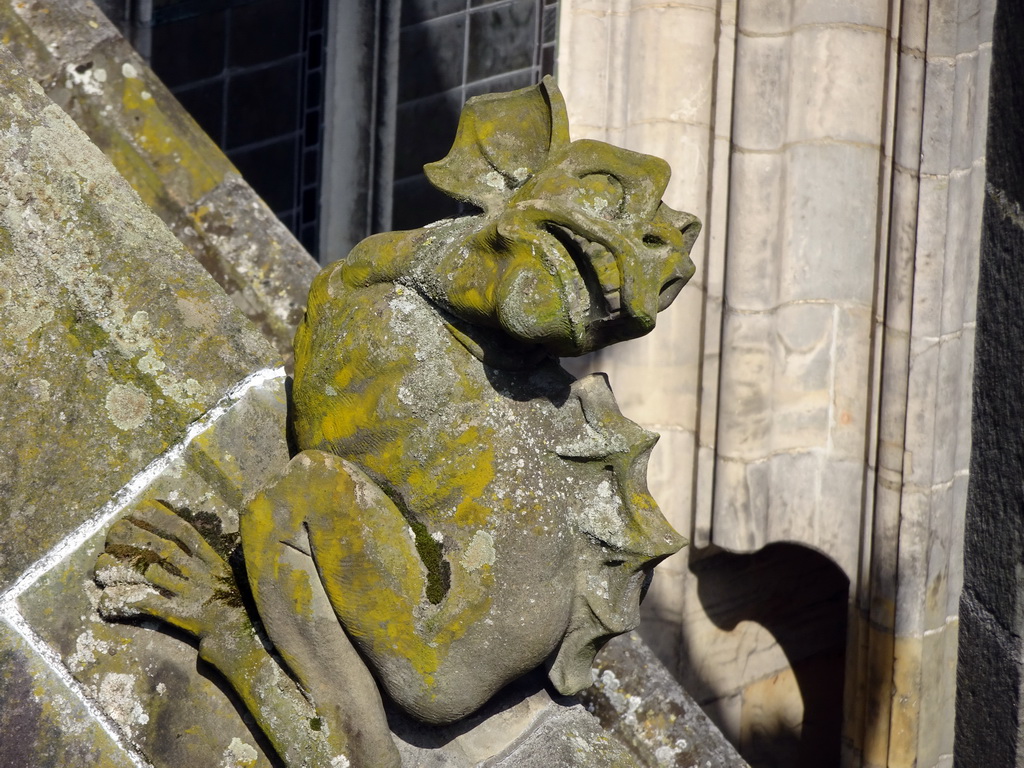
[646,543,848,768]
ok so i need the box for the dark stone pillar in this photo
[956,1,1024,764]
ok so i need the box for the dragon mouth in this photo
[545,592,642,695]
[546,224,622,321]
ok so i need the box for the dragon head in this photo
[424,76,700,356]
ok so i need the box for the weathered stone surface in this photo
[1,0,319,365]
[84,76,698,766]
[0,45,278,590]
[0,619,136,768]
[0,49,735,767]
[395,655,747,766]
[485,705,638,767]
[10,367,672,767]
[10,365,660,767]
[580,632,749,767]
[390,669,638,767]
[16,375,289,768]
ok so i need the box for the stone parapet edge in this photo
[0,365,286,768]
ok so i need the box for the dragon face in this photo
[487,140,699,355]
[424,77,700,357]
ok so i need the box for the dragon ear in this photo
[424,75,570,215]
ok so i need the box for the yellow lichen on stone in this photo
[73,70,698,765]
[0,43,276,593]
[118,69,229,207]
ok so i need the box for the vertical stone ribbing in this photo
[559,1,995,765]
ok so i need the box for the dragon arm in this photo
[95,500,357,767]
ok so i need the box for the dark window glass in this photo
[149,10,226,87]
[174,80,225,144]
[300,223,318,252]
[229,0,301,68]
[303,147,320,184]
[308,32,323,70]
[141,0,555,249]
[225,59,301,149]
[302,187,319,224]
[542,5,557,44]
[230,137,298,212]
[403,0,467,25]
[144,0,328,258]
[467,0,537,83]
[394,91,462,179]
[398,15,467,102]
[393,175,462,231]
[541,42,555,78]
[464,69,534,100]
[392,0,558,230]
[306,0,325,32]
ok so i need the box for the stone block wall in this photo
[558,0,995,766]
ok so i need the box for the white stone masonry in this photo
[558,1,994,766]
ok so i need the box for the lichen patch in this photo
[0,282,56,340]
[462,530,495,571]
[105,382,151,430]
[64,63,105,97]
[25,377,51,401]
[221,736,258,768]
[67,629,112,672]
[577,479,627,549]
[95,672,149,734]
[137,351,165,374]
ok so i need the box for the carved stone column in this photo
[559,1,995,766]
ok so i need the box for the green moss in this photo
[408,516,451,605]
[103,542,163,573]
[0,220,11,246]
[172,503,240,562]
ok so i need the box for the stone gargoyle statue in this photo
[94,77,701,767]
